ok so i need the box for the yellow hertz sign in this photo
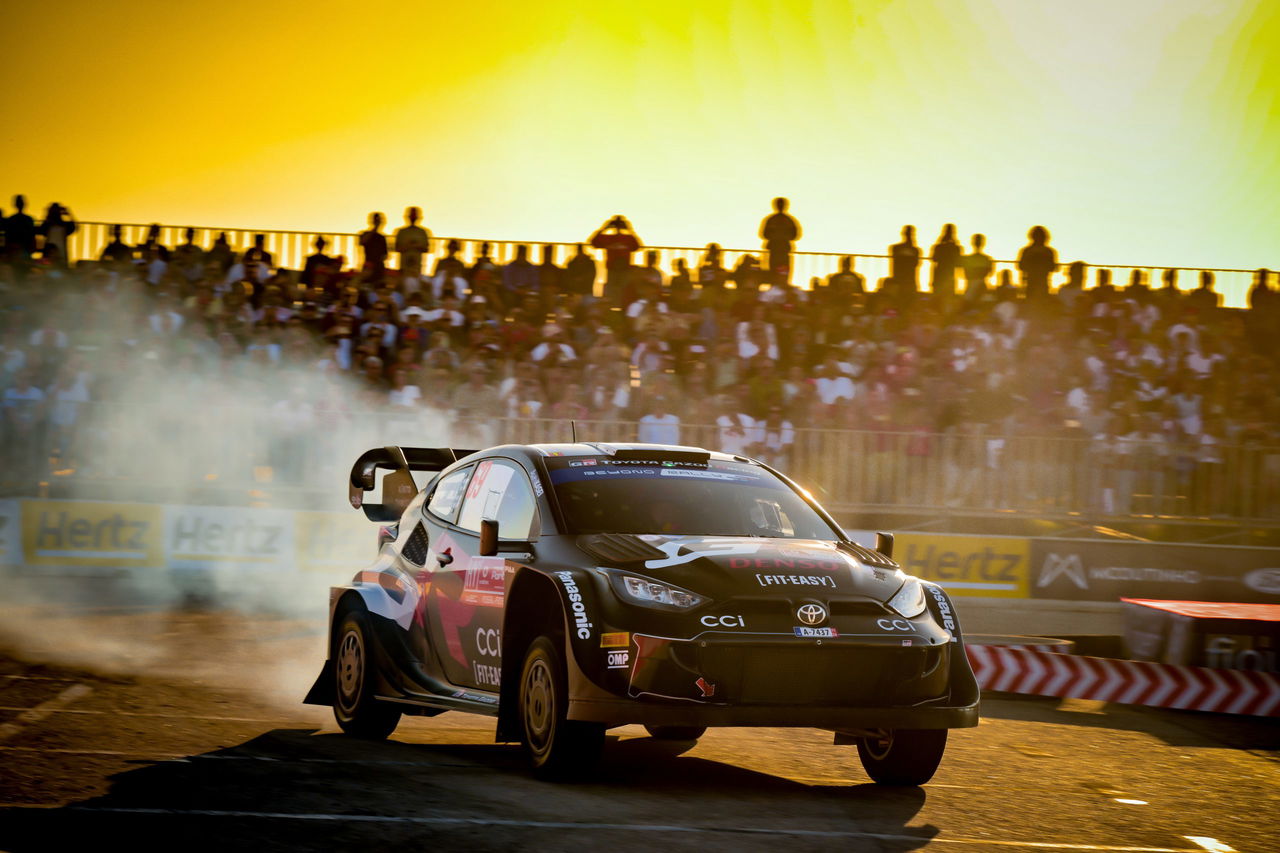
[892,534,1030,598]
[21,500,164,569]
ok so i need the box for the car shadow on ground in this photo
[980,695,1280,751]
[0,728,937,852]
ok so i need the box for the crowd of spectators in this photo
[1,194,1278,517]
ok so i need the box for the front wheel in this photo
[856,728,947,785]
[519,636,605,779]
[333,609,401,740]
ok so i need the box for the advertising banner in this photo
[0,499,19,568]
[165,504,295,573]
[20,499,165,576]
[1030,539,1280,604]
[294,510,375,578]
[892,533,1031,598]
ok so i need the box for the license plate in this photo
[794,626,838,638]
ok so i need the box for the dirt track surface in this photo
[0,606,1276,852]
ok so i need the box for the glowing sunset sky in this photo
[3,0,1276,270]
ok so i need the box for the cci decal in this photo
[894,533,1030,598]
[476,628,501,657]
[22,500,163,572]
[700,614,745,628]
[556,571,594,639]
[876,618,913,632]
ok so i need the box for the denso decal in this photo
[645,537,761,569]
[876,618,913,631]
[927,584,957,637]
[556,571,594,639]
[700,614,745,628]
[732,557,844,572]
[755,573,837,589]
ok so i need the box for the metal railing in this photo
[65,221,1263,307]
[15,404,1278,523]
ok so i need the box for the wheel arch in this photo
[496,569,566,742]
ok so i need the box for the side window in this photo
[426,466,472,523]
[456,459,540,540]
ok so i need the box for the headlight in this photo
[608,573,705,611]
[887,576,927,618]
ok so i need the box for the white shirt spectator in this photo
[1184,350,1223,378]
[625,299,668,320]
[631,340,668,375]
[529,341,577,363]
[1171,391,1202,435]
[431,272,469,302]
[360,321,398,350]
[716,412,759,455]
[3,384,45,426]
[1,345,26,374]
[422,308,466,327]
[638,413,681,445]
[47,382,89,428]
[815,373,856,405]
[29,329,68,349]
[389,385,422,408]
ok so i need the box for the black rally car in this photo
[305,442,979,784]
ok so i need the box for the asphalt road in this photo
[0,605,1275,853]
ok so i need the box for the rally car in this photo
[305,442,979,784]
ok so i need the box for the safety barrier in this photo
[64,220,1262,307]
[965,644,1280,717]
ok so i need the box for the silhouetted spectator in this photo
[928,224,961,299]
[359,212,389,278]
[564,243,597,298]
[889,225,921,294]
[1017,225,1057,300]
[960,233,993,300]
[206,232,233,271]
[301,236,338,286]
[394,206,431,278]
[698,243,727,294]
[1188,269,1221,311]
[243,233,274,279]
[138,223,170,261]
[502,244,538,298]
[759,197,801,284]
[172,227,204,281]
[538,244,562,294]
[99,224,134,264]
[825,256,865,303]
[590,215,640,302]
[5,195,37,265]
[39,203,76,266]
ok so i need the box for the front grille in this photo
[577,534,668,564]
[698,645,948,706]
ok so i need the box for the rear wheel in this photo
[856,728,947,785]
[645,725,707,741]
[333,609,401,740]
[519,636,605,779]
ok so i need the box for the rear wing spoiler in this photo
[348,445,479,522]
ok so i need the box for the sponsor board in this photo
[294,511,372,576]
[461,564,506,607]
[1032,540,1280,604]
[165,505,293,572]
[893,533,1030,598]
[0,499,18,567]
[21,500,164,574]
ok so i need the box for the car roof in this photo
[528,442,744,463]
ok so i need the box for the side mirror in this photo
[875,531,895,559]
[479,519,499,557]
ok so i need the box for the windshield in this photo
[545,456,840,539]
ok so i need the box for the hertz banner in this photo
[1030,539,1280,604]
[20,500,164,575]
[891,533,1031,598]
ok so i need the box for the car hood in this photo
[576,534,904,603]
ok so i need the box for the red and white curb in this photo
[965,645,1280,717]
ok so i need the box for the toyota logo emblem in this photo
[797,603,827,626]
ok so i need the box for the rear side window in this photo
[426,465,472,523]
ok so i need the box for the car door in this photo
[424,458,540,691]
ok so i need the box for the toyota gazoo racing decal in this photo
[924,582,958,640]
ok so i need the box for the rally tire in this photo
[645,725,707,741]
[519,636,605,779]
[333,609,402,740]
[856,728,947,786]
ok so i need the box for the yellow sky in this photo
[2,0,1276,269]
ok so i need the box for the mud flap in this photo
[303,660,335,706]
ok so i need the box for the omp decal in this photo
[644,537,761,569]
[606,650,629,669]
[556,572,593,639]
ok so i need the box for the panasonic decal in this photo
[555,571,593,640]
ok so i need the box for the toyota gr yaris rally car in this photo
[305,442,979,784]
